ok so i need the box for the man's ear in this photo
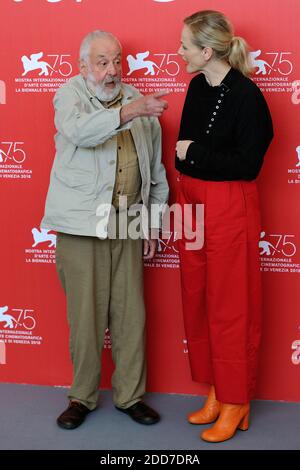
[79,59,88,78]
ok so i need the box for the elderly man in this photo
[41,30,169,429]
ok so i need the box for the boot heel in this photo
[238,412,249,431]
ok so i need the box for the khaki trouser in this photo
[55,226,146,410]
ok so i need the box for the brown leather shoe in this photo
[201,403,250,442]
[115,401,160,425]
[188,385,221,425]
[57,401,91,430]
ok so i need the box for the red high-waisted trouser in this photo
[176,173,262,404]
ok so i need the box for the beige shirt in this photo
[105,94,141,210]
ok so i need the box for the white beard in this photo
[87,73,122,102]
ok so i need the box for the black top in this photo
[176,67,273,181]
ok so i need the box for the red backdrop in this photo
[0,0,299,402]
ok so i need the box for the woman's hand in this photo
[176,140,194,161]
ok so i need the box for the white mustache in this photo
[104,77,120,85]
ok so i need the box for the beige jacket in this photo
[41,74,169,237]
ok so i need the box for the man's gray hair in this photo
[79,30,121,62]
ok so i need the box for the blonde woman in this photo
[175,10,273,442]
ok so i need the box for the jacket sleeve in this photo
[148,117,169,229]
[185,87,274,180]
[54,86,132,148]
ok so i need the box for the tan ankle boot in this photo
[201,402,250,442]
[188,386,221,425]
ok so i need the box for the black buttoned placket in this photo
[205,83,229,136]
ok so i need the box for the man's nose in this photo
[107,62,118,76]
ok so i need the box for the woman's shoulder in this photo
[188,73,207,90]
[232,69,263,97]
[231,70,270,117]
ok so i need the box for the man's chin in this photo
[95,84,121,102]
[86,77,121,102]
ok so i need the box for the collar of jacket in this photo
[204,67,241,93]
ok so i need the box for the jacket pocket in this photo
[54,166,96,192]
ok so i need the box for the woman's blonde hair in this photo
[184,10,253,77]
